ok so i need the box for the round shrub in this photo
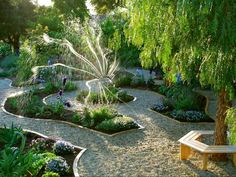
[95,116,139,133]
[30,138,49,151]
[53,141,74,155]
[42,172,60,177]
[117,90,134,102]
[71,113,82,124]
[130,76,146,87]
[170,110,210,122]
[114,75,132,87]
[151,103,169,113]
[45,157,70,175]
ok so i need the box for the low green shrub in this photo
[71,113,82,124]
[0,55,18,68]
[76,90,88,103]
[169,110,210,122]
[147,77,155,88]
[95,116,139,133]
[7,94,65,119]
[42,172,60,177]
[76,88,134,104]
[0,42,11,57]
[117,90,134,103]
[114,75,132,87]
[43,82,60,94]
[50,102,65,117]
[77,107,118,128]
[0,71,10,78]
[151,103,170,113]
[157,84,202,111]
[226,108,236,145]
[158,85,169,95]
[64,81,77,91]
[130,76,146,87]
[90,107,116,125]
[30,152,57,176]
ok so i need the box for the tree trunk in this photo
[12,35,20,55]
[8,34,20,55]
[212,89,232,160]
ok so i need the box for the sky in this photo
[34,0,96,15]
[36,0,52,6]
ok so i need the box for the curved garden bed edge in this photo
[2,93,145,137]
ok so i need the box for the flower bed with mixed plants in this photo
[4,77,139,135]
[151,84,213,122]
[0,125,82,177]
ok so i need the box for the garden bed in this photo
[4,90,140,135]
[0,127,85,177]
[150,84,214,123]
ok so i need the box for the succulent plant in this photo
[45,157,70,175]
[30,138,49,151]
[53,141,74,155]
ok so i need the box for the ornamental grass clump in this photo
[53,141,75,155]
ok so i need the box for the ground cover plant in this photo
[0,125,79,177]
[151,84,213,122]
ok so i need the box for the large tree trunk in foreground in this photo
[213,89,232,160]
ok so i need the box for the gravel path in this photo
[0,79,236,177]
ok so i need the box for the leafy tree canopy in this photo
[126,0,236,149]
[0,0,35,53]
[91,0,126,14]
[52,0,88,21]
[126,0,236,96]
[101,9,140,67]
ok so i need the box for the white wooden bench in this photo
[179,130,236,170]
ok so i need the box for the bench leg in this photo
[233,153,236,166]
[180,144,191,160]
[202,153,208,170]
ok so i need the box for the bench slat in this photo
[205,146,236,153]
[179,131,202,142]
[181,140,208,152]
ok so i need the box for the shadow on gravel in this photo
[182,160,236,177]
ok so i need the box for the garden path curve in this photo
[0,79,235,177]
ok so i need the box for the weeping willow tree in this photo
[126,0,236,159]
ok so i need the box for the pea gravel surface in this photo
[0,79,236,177]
